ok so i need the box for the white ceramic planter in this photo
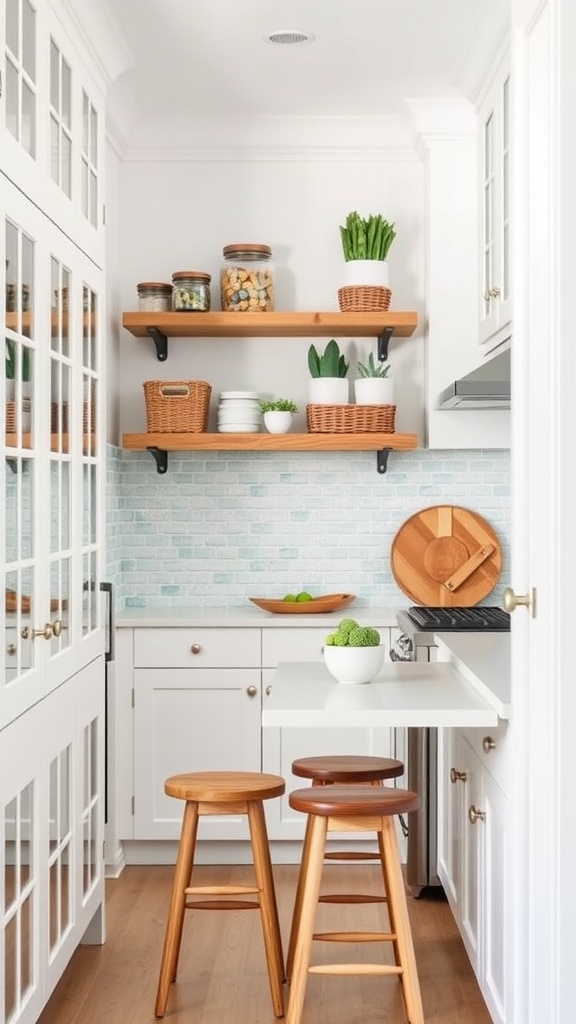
[309,378,349,405]
[354,377,394,406]
[343,259,389,288]
[324,644,385,685]
[263,410,293,433]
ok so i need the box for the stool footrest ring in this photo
[313,930,396,943]
[308,963,403,976]
[318,893,387,904]
[185,899,259,911]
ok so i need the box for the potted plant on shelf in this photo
[354,352,394,405]
[259,398,297,434]
[5,339,31,432]
[338,211,396,311]
[307,338,349,405]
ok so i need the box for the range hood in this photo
[438,350,511,409]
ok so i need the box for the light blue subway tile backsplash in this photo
[106,445,511,610]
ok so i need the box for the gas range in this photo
[396,604,511,648]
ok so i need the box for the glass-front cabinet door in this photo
[2,174,104,729]
[1,0,105,266]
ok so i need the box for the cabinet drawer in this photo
[133,628,260,668]
[262,628,327,667]
[460,724,508,792]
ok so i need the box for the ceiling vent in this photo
[266,30,314,45]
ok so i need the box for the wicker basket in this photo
[50,401,96,434]
[338,285,392,312]
[306,403,396,433]
[143,380,211,433]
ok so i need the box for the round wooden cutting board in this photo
[390,505,502,606]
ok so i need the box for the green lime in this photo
[295,592,313,602]
[283,594,297,602]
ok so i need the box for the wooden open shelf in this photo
[122,431,417,475]
[121,310,418,361]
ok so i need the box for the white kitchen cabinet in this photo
[1,0,105,266]
[478,56,511,356]
[125,627,261,841]
[437,724,508,1024]
[0,657,105,1024]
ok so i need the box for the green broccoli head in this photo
[335,617,359,638]
[348,626,381,647]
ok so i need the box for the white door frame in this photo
[509,1,576,1020]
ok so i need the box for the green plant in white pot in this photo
[339,211,396,289]
[259,398,297,434]
[307,338,349,405]
[354,352,394,405]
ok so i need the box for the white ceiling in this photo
[101,0,509,124]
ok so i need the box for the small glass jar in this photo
[220,243,274,312]
[172,271,211,312]
[137,282,172,313]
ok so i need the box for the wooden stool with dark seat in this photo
[154,771,286,1019]
[286,785,424,1024]
[287,755,404,979]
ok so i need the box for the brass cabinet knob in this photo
[246,685,258,697]
[265,685,272,696]
[7,644,17,655]
[450,767,467,784]
[468,805,486,824]
[190,643,201,655]
[482,736,496,753]
[21,623,53,641]
[503,586,536,616]
[483,286,502,301]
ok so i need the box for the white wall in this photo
[115,131,427,438]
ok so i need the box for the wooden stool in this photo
[286,785,424,1024]
[287,755,404,979]
[154,771,286,1019]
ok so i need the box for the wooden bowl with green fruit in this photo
[249,593,356,614]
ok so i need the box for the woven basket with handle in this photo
[307,403,396,433]
[143,380,211,433]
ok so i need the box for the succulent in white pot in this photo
[259,398,297,433]
[323,618,384,684]
[339,211,396,288]
[307,339,349,405]
[354,353,394,406]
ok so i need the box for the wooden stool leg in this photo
[286,814,327,1024]
[154,800,199,1018]
[286,813,314,981]
[247,800,285,1018]
[379,816,424,1024]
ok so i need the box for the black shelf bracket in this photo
[147,326,168,361]
[376,448,392,475]
[147,447,168,474]
[377,327,394,362]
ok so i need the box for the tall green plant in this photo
[5,339,31,381]
[339,212,396,261]
[307,339,349,378]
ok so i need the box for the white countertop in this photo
[114,606,401,629]
[263,632,511,728]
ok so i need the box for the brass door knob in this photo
[468,805,486,824]
[482,736,496,753]
[450,767,467,784]
[52,619,63,638]
[21,623,53,641]
[246,685,258,697]
[503,586,536,616]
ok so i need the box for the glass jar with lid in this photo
[220,243,274,312]
[137,282,172,312]
[172,271,211,311]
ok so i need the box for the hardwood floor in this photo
[38,864,492,1024]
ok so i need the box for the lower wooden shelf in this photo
[121,431,418,475]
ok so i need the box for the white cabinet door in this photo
[481,767,507,1024]
[133,668,262,840]
[460,737,483,971]
[2,177,105,728]
[479,58,511,355]
[1,0,105,265]
[437,726,466,919]
[0,657,105,1024]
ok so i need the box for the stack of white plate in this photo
[217,391,262,432]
